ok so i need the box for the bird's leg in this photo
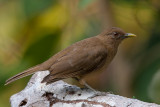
[83,81,97,92]
[73,77,80,81]
[80,79,97,92]
[80,80,107,98]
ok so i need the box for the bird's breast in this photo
[99,48,117,72]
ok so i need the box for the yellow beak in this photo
[125,33,136,37]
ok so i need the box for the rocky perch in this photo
[10,71,160,107]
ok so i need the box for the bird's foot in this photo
[88,91,108,99]
[81,80,110,98]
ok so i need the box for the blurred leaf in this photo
[71,18,102,44]
[132,96,136,99]
[134,58,160,102]
[78,0,96,9]
[23,30,61,65]
[0,63,5,86]
[147,20,160,49]
[148,70,160,104]
[133,11,160,103]
[21,0,58,19]
[111,0,138,4]
[0,30,61,88]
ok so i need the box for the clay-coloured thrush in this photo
[5,27,136,88]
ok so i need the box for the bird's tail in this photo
[5,64,44,85]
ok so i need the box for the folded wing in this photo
[42,45,107,84]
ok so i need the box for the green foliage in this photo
[133,12,160,102]
[134,59,160,102]
[23,30,61,65]
[0,0,160,106]
[78,0,96,9]
[111,0,138,4]
[132,96,136,99]
[21,0,57,18]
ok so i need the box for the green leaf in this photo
[21,0,58,19]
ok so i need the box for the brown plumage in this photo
[5,27,136,86]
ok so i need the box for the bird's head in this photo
[100,27,136,46]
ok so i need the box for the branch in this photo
[10,71,160,107]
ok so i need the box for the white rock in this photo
[10,71,160,107]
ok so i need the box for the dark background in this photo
[0,0,160,106]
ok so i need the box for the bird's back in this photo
[5,36,106,85]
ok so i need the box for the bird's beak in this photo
[124,33,136,38]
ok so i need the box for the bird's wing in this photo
[42,44,108,84]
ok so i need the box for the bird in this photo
[5,27,136,90]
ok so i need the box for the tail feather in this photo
[41,74,62,85]
[5,64,44,85]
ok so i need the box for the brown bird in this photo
[5,27,136,89]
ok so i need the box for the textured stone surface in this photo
[10,71,160,107]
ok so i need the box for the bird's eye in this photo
[113,32,118,36]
